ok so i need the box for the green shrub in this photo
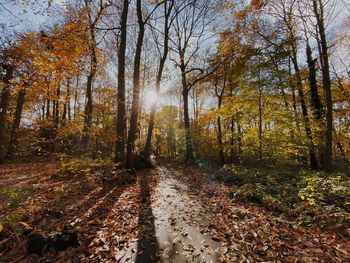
[225,166,350,229]
[56,157,115,177]
[2,187,35,208]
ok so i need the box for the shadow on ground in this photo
[135,170,159,263]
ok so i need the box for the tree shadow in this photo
[135,170,159,263]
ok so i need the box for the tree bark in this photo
[7,86,26,159]
[214,74,226,164]
[258,85,263,163]
[291,47,318,169]
[54,86,60,128]
[143,1,174,159]
[82,29,97,146]
[306,43,324,120]
[0,65,14,163]
[216,101,225,164]
[126,0,145,168]
[180,64,195,161]
[312,0,333,172]
[115,0,129,163]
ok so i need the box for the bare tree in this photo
[143,0,175,160]
[170,0,215,161]
[82,0,111,146]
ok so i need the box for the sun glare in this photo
[144,90,158,105]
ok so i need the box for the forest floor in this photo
[0,159,349,262]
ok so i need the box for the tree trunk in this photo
[306,42,325,166]
[74,75,79,120]
[126,0,145,168]
[214,77,226,164]
[54,86,60,128]
[0,65,14,163]
[7,86,26,159]
[288,60,301,137]
[181,68,195,161]
[291,48,318,169]
[46,98,50,119]
[115,0,129,163]
[258,68,263,164]
[258,85,263,163]
[216,102,225,163]
[306,43,324,119]
[143,1,173,159]
[312,0,333,172]
[67,79,71,121]
[82,42,97,146]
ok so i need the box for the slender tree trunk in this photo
[7,86,26,159]
[0,65,14,163]
[237,122,242,162]
[230,84,235,164]
[216,98,225,164]
[312,0,333,172]
[126,0,145,168]
[52,100,56,123]
[41,99,45,120]
[62,79,71,125]
[258,67,263,164]
[289,65,301,136]
[46,98,50,119]
[54,86,60,128]
[291,48,318,169]
[180,65,195,161]
[306,43,324,119]
[183,89,194,161]
[82,46,97,145]
[67,80,71,121]
[214,75,226,164]
[115,0,129,163]
[74,75,79,120]
[143,1,173,159]
[307,42,325,166]
[258,85,263,163]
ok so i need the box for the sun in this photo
[144,90,158,106]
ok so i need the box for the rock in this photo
[27,232,46,255]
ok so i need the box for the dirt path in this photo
[115,166,222,263]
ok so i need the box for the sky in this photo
[0,0,64,35]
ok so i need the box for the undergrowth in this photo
[55,156,125,182]
[217,165,350,233]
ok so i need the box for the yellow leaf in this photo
[18,222,30,229]
[0,223,3,232]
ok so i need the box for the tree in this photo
[170,0,215,161]
[0,45,15,163]
[115,0,129,163]
[311,0,333,172]
[126,0,164,168]
[82,0,111,146]
[143,0,175,160]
